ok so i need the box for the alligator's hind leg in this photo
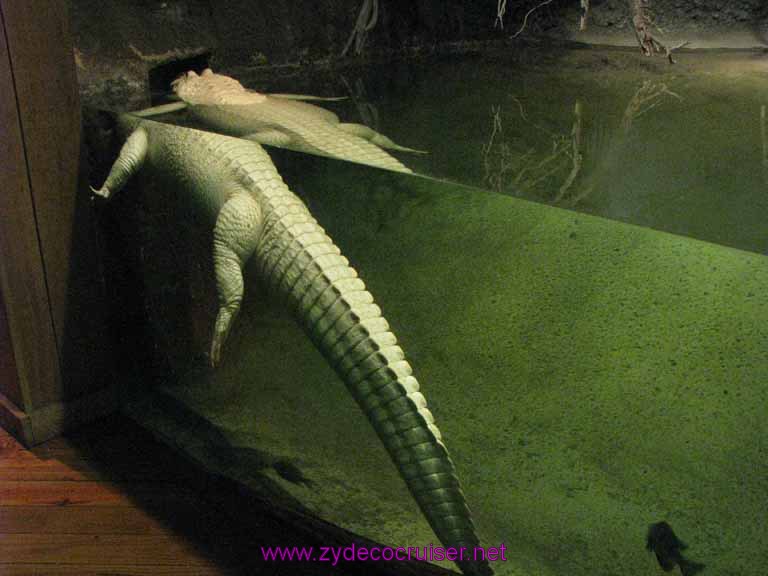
[243,130,293,148]
[92,127,149,199]
[269,93,347,102]
[210,191,263,366]
[336,122,426,154]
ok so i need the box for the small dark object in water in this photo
[646,521,705,575]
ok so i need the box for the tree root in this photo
[630,0,688,63]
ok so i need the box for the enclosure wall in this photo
[0,0,115,446]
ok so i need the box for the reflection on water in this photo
[480,79,684,209]
[762,104,768,185]
[340,75,380,132]
[481,98,585,203]
[620,80,682,133]
[381,52,768,255]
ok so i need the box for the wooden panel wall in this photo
[0,3,61,432]
[0,0,116,445]
[0,286,21,408]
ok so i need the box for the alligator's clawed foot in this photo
[90,185,111,200]
[337,122,427,154]
[210,309,236,368]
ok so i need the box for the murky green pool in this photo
[118,48,768,576]
[302,48,768,255]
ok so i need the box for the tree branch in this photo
[510,0,555,39]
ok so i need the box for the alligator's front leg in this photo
[92,126,149,199]
[336,122,426,154]
[211,191,263,367]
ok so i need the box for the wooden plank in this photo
[0,458,103,482]
[0,428,19,452]
[0,0,61,431]
[0,456,182,482]
[0,506,166,535]
[0,455,197,482]
[0,392,32,448]
[0,284,22,406]
[0,504,238,536]
[0,428,66,464]
[0,534,221,567]
[1,0,115,410]
[0,481,195,507]
[0,565,224,576]
[0,426,28,460]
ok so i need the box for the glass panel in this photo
[96,49,768,576]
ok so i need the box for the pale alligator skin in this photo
[166,68,422,174]
[93,115,492,576]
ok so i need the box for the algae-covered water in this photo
[321,49,768,256]
[121,49,768,575]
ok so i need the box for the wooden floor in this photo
[0,415,455,576]
[0,416,251,575]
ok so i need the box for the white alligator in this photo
[93,114,492,576]
[134,68,422,174]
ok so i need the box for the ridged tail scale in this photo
[253,184,491,576]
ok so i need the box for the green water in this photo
[157,48,768,254]
[319,49,768,255]
[122,49,768,576]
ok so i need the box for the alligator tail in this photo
[254,190,492,576]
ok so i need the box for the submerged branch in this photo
[629,0,687,63]
[495,0,508,29]
[510,0,555,39]
[580,0,590,31]
[622,80,682,133]
[665,40,690,64]
[342,0,379,56]
[554,101,584,202]
[482,98,582,198]
[762,105,768,185]
[482,105,503,160]
[514,139,568,186]
[341,75,380,130]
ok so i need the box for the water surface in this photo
[336,49,768,255]
[221,49,768,254]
